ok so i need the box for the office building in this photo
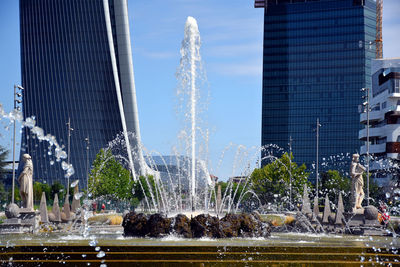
[255,0,377,178]
[359,58,400,188]
[19,0,147,187]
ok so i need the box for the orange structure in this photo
[376,0,383,59]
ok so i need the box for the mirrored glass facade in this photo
[261,0,376,177]
[19,0,125,187]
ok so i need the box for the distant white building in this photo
[359,58,400,189]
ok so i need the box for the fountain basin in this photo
[0,233,398,266]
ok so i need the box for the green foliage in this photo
[0,146,9,207]
[0,146,9,174]
[0,182,8,208]
[320,170,383,210]
[320,170,351,209]
[215,180,250,205]
[33,181,51,203]
[250,152,310,205]
[364,173,383,205]
[50,181,65,202]
[130,197,140,208]
[89,149,133,201]
[132,175,156,203]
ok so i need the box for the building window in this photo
[376,137,386,144]
[395,79,400,93]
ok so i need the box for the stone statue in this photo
[18,154,34,211]
[350,154,366,210]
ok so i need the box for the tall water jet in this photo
[177,16,203,211]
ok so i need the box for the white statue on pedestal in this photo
[350,154,366,211]
[18,154,34,211]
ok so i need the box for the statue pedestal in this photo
[342,205,388,236]
[344,212,365,227]
[0,210,39,234]
[352,207,364,214]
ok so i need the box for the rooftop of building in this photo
[372,58,400,73]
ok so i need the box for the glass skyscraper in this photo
[257,0,376,177]
[19,0,147,187]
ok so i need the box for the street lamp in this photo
[361,87,370,206]
[314,118,321,200]
[66,118,73,198]
[85,137,90,191]
[12,84,24,204]
[288,136,293,209]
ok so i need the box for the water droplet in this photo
[71,179,79,187]
[386,192,391,198]
[50,160,55,165]
[82,254,86,258]
[96,251,105,258]
[74,192,84,200]
[95,247,100,251]
[62,161,68,170]
[89,240,97,247]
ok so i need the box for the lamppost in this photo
[361,87,370,206]
[288,136,293,208]
[12,84,24,204]
[85,137,90,191]
[66,118,73,198]
[315,118,321,199]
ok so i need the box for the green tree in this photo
[50,181,65,203]
[33,181,51,204]
[88,149,133,201]
[0,146,9,206]
[250,152,310,206]
[13,186,20,203]
[214,180,250,206]
[132,175,155,202]
[364,173,383,206]
[0,146,9,174]
[0,181,8,207]
[320,170,351,209]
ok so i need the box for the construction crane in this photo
[376,0,383,59]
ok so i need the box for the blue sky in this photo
[0,0,399,180]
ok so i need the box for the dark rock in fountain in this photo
[173,214,192,238]
[147,213,172,237]
[220,213,270,238]
[123,212,149,237]
[191,214,224,238]
[122,212,271,238]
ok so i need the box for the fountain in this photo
[0,15,399,267]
